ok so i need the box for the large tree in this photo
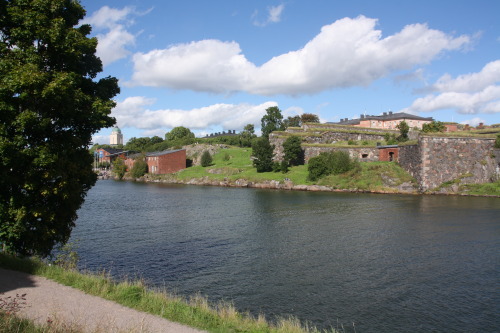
[261,106,285,138]
[0,0,119,257]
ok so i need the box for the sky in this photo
[79,0,500,144]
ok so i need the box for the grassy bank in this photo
[148,146,417,193]
[0,253,337,333]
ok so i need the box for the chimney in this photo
[383,112,387,116]
[389,111,393,115]
[360,114,365,119]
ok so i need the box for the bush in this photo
[307,151,357,181]
[112,158,127,180]
[131,158,148,178]
[495,134,500,148]
[283,135,304,166]
[252,137,275,172]
[201,150,213,167]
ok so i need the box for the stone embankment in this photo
[141,175,418,195]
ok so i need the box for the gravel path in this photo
[0,268,206,333]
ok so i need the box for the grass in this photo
[0,253,338,333]
[457,180,500,196]
[316,162,417,193]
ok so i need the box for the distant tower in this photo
[110,126,123,146]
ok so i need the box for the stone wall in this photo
[401,136,498,191]
[398,144,422,187]
[304,146,379,163]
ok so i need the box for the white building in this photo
[110,126,123,146]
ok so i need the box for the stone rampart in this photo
[405,136,498,191]
[399,144,422,186]
[304,146,379,163]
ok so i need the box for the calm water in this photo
[72,180,499,332]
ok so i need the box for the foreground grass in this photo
[0,312,83,333]
[0,254,336,333]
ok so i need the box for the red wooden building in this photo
[146,149,186,174]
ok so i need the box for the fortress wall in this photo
[413,136,498,191]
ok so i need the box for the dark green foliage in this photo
[422,121,446,133]
[261,106,285,138]
[284,115,301,128]
[238,124,256,147]
[165,126,195,143]
[0,0,118,257]
[223,153,230,161]
[200,135,240,146]
[280,160,289,173]
[384,133,397,145]
[283,136,304,166]
[200,150,213,167]
[396,121,409,142]
[130,158,148,178]
[307,151,357,181]
[348,139,356,145]
[495,134,500,148]
[251,137,275,172]
[301,113,320,124]
[113,158,127,180]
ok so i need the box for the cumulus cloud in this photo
[402,60,500,114]
[130,16,469,95]
[91,134,110,145]
[111,97,277,133]
[460,117,485,127]
[82,6,138,66]
[253,4,285,27]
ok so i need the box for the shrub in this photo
[495,134,500,148]
[347,139,356,145]
[307,151,357,181]
[396,121,409,142]
[131,158,148,178]
[201,150,213,167]
[283,135,304,166]
[252,137,275,172]
[223,152,230,161]
[112,158,127,180]
[422,121,446,133]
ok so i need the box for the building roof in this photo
[111,126,122,134]
[98,148,125,155]
[332,112,433,125]
[146,149,185,157]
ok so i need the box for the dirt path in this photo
[0,268,206,333]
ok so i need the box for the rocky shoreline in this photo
[133,175,420,195]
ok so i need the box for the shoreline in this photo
[106,175,500,198]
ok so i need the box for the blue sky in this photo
[80,0,500,144]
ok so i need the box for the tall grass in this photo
[0,254,338,333]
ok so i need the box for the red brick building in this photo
[146,149,186,174]
[378,145,399,162]
[95,148,127,164]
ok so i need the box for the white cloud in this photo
[130,16,470,96]
[402,60,500,114]
[91,134,110,145]
[432,60,500,92]
[253,4,285,27]
[460,117,485,127]
[111,97,278,132]
[82,6,138,66]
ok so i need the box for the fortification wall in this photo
[304,146,379,162]
[399,144,422,187]
[412,136,498,191]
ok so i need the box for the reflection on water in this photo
[73,180,500,332]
